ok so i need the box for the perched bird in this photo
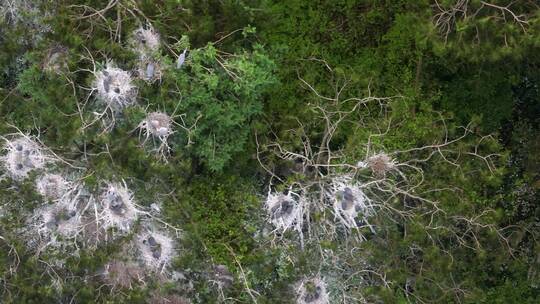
[147,236,157,246]
[146,62,155,79]
[109,193,125,213]
[176,49,187,69]
[145,236,162,259]
[339,187,356,210]
[156,127,169,137]
[103,75,112,93]
[271,198,294,219]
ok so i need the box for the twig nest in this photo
[145,112,173,138]
[137,58,163,83]
[265,192,302,233]
[36,173,68,201]
[131,26,161,56]
[136,230,175,273]
[296,277,329,304]
[42,45,68,73]
[366,153,395,177]
[2,137,48,179]
[36,203,81,239]
[94,65,137,112]
[330,176,374,232]
[102,260,144,289]
[81,216,108,246]
[137,112,173,158]
[212,265,234,289]
[331,179,374,230]
[99,182,139,233]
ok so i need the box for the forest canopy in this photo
[0,1,539,303]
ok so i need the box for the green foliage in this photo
[429,0,540,62]
[166,42,276,171]
[174,175,259,263]
[0,0,539,303]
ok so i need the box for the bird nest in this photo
[93,65,137,112]
[330,178,375,231]
[136,229,175,273]
[137,111,174,157]
[42,45,68,74]
[98,182,139,233]
[102,260,144,289]
[25,181,94,250]
[131,26,161,56]
[136,58,163,83]
[358,152,395,177]
[139,112,173,139]
[265,192,303,233]
[1,136,49,180]
[34,203,82,240]
[35,173,69,202]
[296,277,329,304]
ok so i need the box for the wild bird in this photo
[146,62,155,79]
[144,236,162,259]
[339,187,356,210]
[102,71,111,92]
[176,49,187,69]
[109,193,125,214]
[271,198,295,219]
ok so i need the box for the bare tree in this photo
[433,0,536,44]
[256,61,507,302]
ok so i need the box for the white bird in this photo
[146,62,155,79]
[176,49,187,69]
[156,127,169,137]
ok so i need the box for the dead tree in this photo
[256,61,506,302]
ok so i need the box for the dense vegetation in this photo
[0,1,538,303]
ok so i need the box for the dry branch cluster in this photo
[0,8,207,297]
[0,0,238,297]
[432,0,534,43]
[0,131,181,294]
[102,260,144,290]
[74,22,190,160]
[256,68,503,302]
